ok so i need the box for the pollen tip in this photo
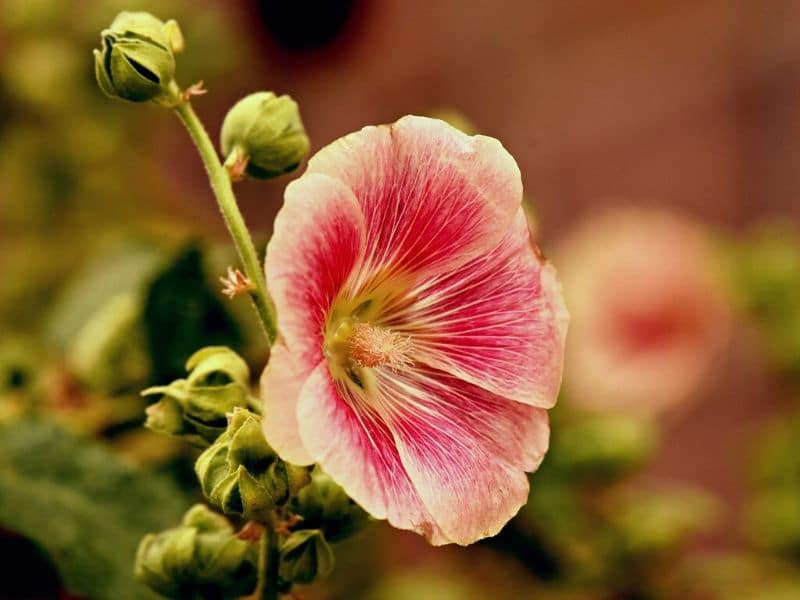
[348,322,413,369]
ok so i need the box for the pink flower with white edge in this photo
[555,208,730,416]
[260,115,568,545]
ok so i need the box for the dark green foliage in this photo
[0,418,190,599]
[144,246,243,383]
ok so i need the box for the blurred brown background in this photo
[200,0,800,237]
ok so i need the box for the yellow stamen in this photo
[348,322,413,369]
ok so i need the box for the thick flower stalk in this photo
[261,115,568,545]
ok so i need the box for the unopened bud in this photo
[134,504,257,598]
[195,408,302,520]
[142,346,253,446]
[220,92,310,180]
[278,529,334,584]
[93,11,182,104]
[291,468,370,542]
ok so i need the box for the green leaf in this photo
[45,239,165,393]
[143,245,243,383]
[46,239,165,351]
[0,418,191,599]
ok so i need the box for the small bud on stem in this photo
[220,92,310,180]
[93,11,183,104]
[278,529,335,584]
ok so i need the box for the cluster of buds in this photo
[137,344,371,595]
[142,346,254,446]
[273,469,370,586]
[134,504,257,598]
[195,407,311,521]
[273,468,372,585]
[93,11,310,179]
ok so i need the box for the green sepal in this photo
[278,529,335,584]
[143,346,254,446]
[109,11,184,53]
[291,467,370,542]
[186,346,250,388]
[287,463,313,496]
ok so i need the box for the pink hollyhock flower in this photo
[555,208,731,416]
[260,116,568,545]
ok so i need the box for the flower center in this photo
[348,322,413,369]
[325,318,413,373]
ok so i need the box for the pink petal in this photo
[378,365,550,545]
[296,362,449,544]
[260,343,315,465]
[307,115,522,278]
[265,172,365,370]
[383,210,568,407]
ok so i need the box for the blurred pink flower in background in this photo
[261,115,568,545]
[555,208,730,416]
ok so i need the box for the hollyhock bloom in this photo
[555,208,730,416]
[260,115,568,545]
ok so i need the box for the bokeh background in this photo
[2,1,800,598]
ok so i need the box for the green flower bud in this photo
[220,92,310,180]
[135,504,257,599]
[93,11,182,104]
[195,408,301,520]
[278,529,334,584]
[291,468,370,542]
[142,346,253,447]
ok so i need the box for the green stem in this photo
[173,100,277,344]
[256,520,281,600]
